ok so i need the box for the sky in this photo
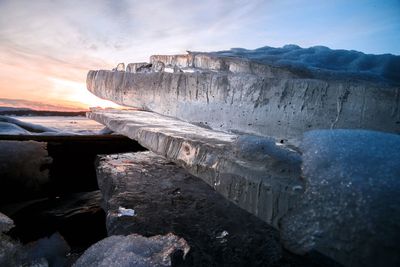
[0,0,399,110]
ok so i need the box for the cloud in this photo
[0,0,266,109]
[0,0,265,63]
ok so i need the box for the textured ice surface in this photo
[88,52,400,141]
[212,45,400,84]
[281,129,400,267]
[234,135,301,164]
[88,109,303,227]
[73,233,189,267]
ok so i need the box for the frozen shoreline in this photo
[0,115,110,135]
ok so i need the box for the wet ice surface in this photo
[281,129,400,267]
[0,116,107,135]
[234,134,301,164]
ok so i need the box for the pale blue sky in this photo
[0,0,399,108]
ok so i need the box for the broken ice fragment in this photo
[117,207,136,217]
[152,61,165,72]
[216,230,229,244]
[112,63,125,72]
[216,230,229,239]
[292,185,303,192]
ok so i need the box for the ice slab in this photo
[88,109,303,227]
[87,60,400,140]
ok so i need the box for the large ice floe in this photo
[87,46,400,143]
[84,44,400,266]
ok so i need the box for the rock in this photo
[0,212,14,233]
[87,52,400,141]
[0,213,69,266]
[94,151,321,266]
[88,109,302,228]
[23,232,70,267]
[0,232,71,267]
[2,191,107,250]
[0,232,21,267]
[0,212,19,266]
[0,141,52,202]
[25,258,48,267]
[73,233,189,267]
[0,135,143,203]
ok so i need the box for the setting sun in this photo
[48,77,122,109]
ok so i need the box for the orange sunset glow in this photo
[0,38,122,110]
